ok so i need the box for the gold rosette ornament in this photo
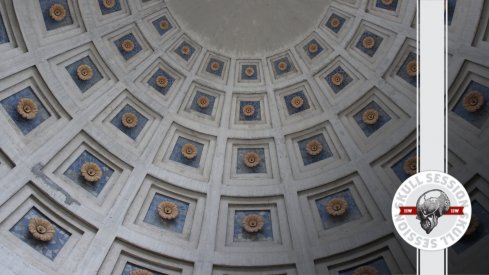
[242,104,255,117]
[130,269,154,275]
[197,96,209,108]
[362,109,379,125]
[103,0,116,9]
[308,43,319,54]
[362,36,376,49]
[406,60,417,77]
[181,143,197,159]
[330,17,341,28]
[122,112,138,128]
[157,201,179,220]
[244,66,255,77]
[49,4,66,22]
[243,152,260,168]
[16,98,38,120]
[28,218,55,242]
[306,139,323,156]
[210,61,221,71]
[76,64,93,81]
[155,75,169,88]
[331,73,344,86]
[352,265,379,275]
[277,61,288,71]
[80,162,102,182]
[403,156,417,176]
[159,19,170,30]
[180,45,191,55]
[326,197,349,216]
[463,91,484,113]
[291,96,304,109]
[242,214,264,233]
[121,39,135,52]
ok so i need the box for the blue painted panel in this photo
[63,150,114,196]
[233,210,273,242]
[169,136,204,168]
[452,81,489,129]
[283,91,310,115]
[143,193,189,234]
[397,52,417,87]
[110,104,148,140]
[325,13,346,33]
[447,0,456,25]
[152,16,173,36]
[375,0,399,11]
[391,149,417,182]
[190,91,216,116]
[97,0,122,15]
[303,39,324,59]
[65,56,103,93]
[355,31,383,57]
[236,148,266,174]
[325,66,353,94]
[39,0,73,31]
[240,64,258,80]
[272,57,294,76]
[114,33,142,60]
[122,262,165,275]
[0,87,51,135]
[205,58,224,77]
[353,101,392,137]
[9,207,71,261]
[452,200,489,254]
[339,257,391,275]
[0,12,9,44]
[298,134,333,166]
[315,189,362,230]
[147,68,175,96]
[239,100,261,121]
[174,41,196,61]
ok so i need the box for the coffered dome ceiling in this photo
[6,0,487,274]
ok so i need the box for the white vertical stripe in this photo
[419,0,446,274]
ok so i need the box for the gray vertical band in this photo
[419,0,446,274]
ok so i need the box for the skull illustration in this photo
[416,189,450,234]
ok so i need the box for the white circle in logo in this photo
[391,171,472,251]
